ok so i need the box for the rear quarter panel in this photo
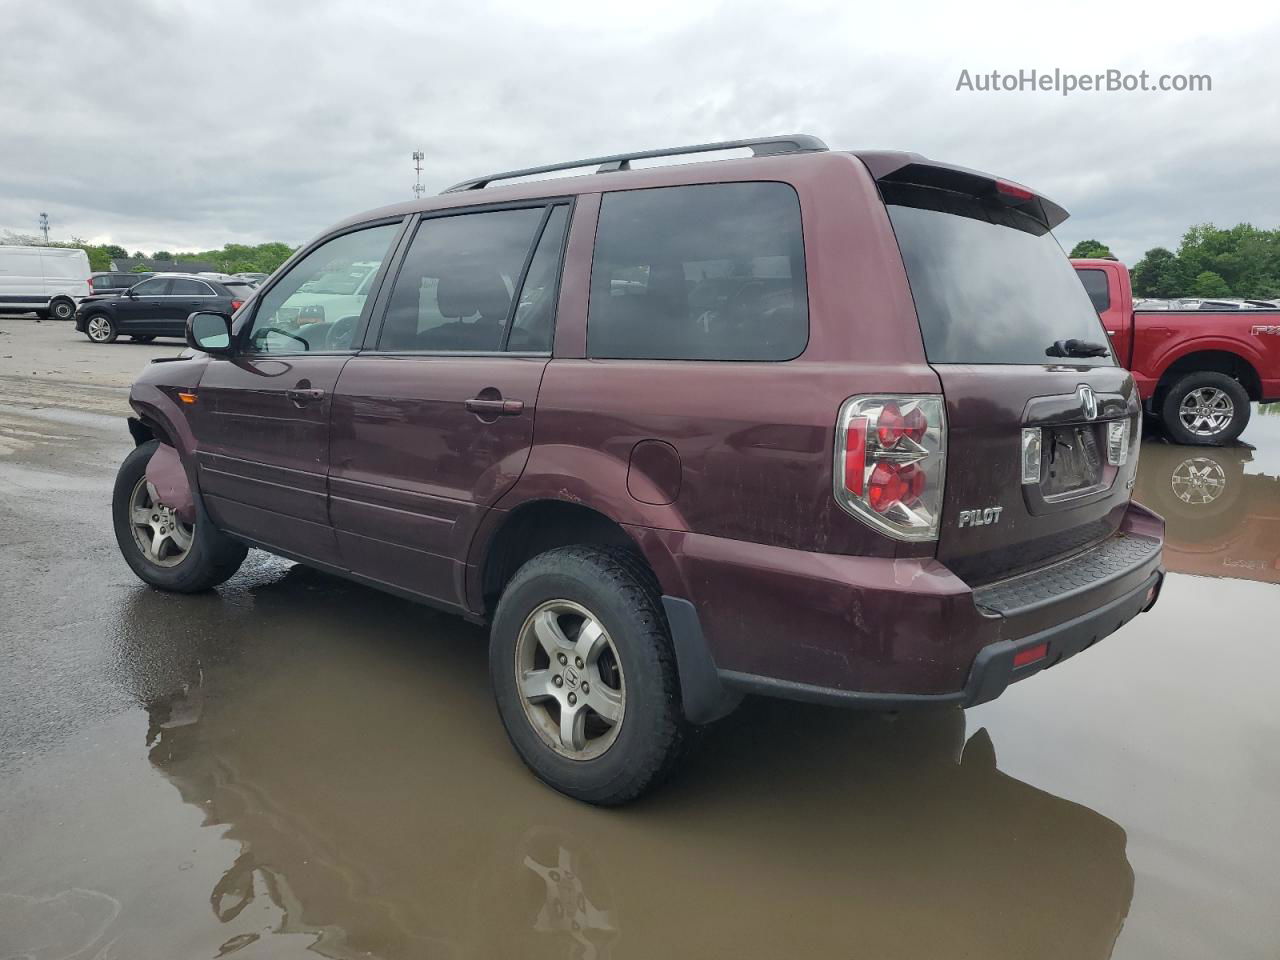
[496,152,943,584]
[1132,314,1280,399]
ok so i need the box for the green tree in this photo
[1192,270,1231,297]
[1069,239,1114,259]
[153,250,173,261]
[1129,247,1189,298]
[132,263,151,273]
[102,244,127,259]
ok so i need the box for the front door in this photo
[116,276,170,334]
[191,221,405,565]
[329,203,570,607]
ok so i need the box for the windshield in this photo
[885,185,1114,366]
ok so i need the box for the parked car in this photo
[90,271,154,295]
[75,273,250,343]
[0,244,90,319]
[1074,258,1280,444]
[113,135,1164,803]
[233,271,269,284]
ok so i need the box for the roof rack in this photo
[442,134,829,193]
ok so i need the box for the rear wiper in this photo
[1046,338,1110,359]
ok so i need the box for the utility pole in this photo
[38,212,50,244]
[412,151,425,200]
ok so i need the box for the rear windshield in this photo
[885,185,1114,366]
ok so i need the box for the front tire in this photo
[112,440,247,592]
[490,546,689,805]
[1160,371,1250,446]
[49,298,75,321]
[85,313,117,343]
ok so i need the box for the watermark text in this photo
[956,68,1211,96]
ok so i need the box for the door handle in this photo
[287,387,325,404]
[465,397,524,416]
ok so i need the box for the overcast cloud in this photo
[2,0,1277,263]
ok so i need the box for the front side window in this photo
[131,277,169,296]
[378,207,547,353]
[587,182,808,361]
[245,223,400,354]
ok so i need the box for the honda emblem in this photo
[1077,384,1098,421]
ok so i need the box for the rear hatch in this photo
[877,165,1141,586]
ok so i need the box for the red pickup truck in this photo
[1073,258,1280,444]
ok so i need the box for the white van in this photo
[0,245,92,319]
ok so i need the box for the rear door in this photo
[165,277,221,334]
[193,221,405,565]
[883,184,1141,586]
[328,202,570,608]
[1076,263,1134,366]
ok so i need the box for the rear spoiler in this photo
[856,151,1069,230]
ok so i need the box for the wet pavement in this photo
[2,372,1279,959]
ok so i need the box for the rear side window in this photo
[170,278,214,295]
[885,185,1113,366]
[588,182,808,361]
[1077,268,1111,313]
[379,207,548,353]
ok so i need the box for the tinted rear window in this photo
[588,182,808,361]
[1077,268,1111,313]
[885,185,1113,366]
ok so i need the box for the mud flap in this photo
[144,443,196,525]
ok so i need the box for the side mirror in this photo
[125,287,138,298]
[186,311,234,356]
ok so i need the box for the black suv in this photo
[76,274,255,344]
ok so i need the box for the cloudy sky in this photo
[2,0,1277,263]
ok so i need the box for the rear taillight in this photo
[230,299,243,311]
[834,395,946,541]
[1107,419,1131,466]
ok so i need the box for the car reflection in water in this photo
[113,566,1135,960]
[1135,436,1280,584]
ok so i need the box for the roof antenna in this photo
[412,151,425,200]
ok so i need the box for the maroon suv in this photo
[112,135,1165,803]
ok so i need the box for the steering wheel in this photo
[250,326,310,351]
[326,315,360,351]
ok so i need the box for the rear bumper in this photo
[649,501,1165,722]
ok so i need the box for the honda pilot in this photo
[112,135,1164,804]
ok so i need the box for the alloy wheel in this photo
[128,476,194,567]
[87,316,112,342]
[1179,387,1234,437]
[515,599,625,761]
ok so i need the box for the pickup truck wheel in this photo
[490,546,689,805]
[1161,372,1250,445]
[85,314,117,344]
[112,440,248,592]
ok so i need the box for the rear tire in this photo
[85,313,117,344]
[1160,372,1250,446]
[112,440,247,592]
[490,545,690,805]
[49,298,75,321]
